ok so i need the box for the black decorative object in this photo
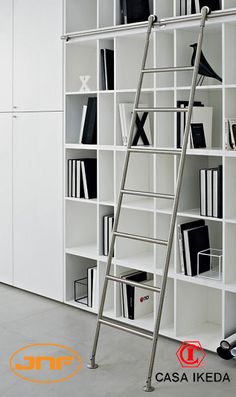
[190,43,222,85]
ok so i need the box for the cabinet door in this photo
[0,0,12,111]
[0,114,13,284]
[13,0,63,111]
[13,112,63,301]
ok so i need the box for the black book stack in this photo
[68,158,97,199]
[120,0,150,24]
[178,220,210,276]
[177,100,204,148]
[79,97,97,144]
[179,0,221,16]
[199,165,223,218]
[101,49,114,90]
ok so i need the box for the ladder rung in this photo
[99,317,153,340]
[128,147,182,155]
[142,66,194,74]
[135,107,188,113]
[121,189,174,200]
[114,231,168,246]
[106,275,161,293]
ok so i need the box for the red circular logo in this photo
[176,341,206,368]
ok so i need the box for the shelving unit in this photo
[64,1,236,352]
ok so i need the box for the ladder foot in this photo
[87,360,99,369]
[143,385,155,392]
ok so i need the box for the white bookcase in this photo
[64,0,236,352]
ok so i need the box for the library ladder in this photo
[88,6,211,392]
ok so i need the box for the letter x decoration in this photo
[132,112,150,146]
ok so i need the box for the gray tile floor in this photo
[0,283,235,397]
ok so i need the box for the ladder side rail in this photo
[88,14,157,370]
[144,6,210,392]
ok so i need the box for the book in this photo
[198,0,221,12]
[200,169,207,216]
[101,49,114,90]
[92,267,98,309]
[120,270,142,318]
[79,105,87,144]
[81,159,97,199]
[119,103,152,146]
[178,220,205,275]
[191,123,206,148]
[103,214,114,256]
[176,101,203,148]
[120,0,150,24]
[133,279,154,319]
[76,160,84,198]
[126,271,148,319]
[87,266,97,308]
[72,160,76,197]
[82,97,97,144]
[206,168,213,217]
[191,106,213,148]
[183,225,210,276]
[68,159,73,197]
[213,165,223,218]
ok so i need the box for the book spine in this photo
[72,160,76,198]
[178,225,186,274]
[200,169,207,216]
[207,169,213,217]
[213,169,218,218]
[68,159,72,197]
[217,165,223,219]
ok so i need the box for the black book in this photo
[101,49,114,90]
[82,97,97,144]
[177,101,203,148]
[126,271,147,319]
[184,225,210,276]
[178,220,205,275]
[191,123,206,148]
[81,159,97,199]
[121,0,150,24]
[213,165,223,218]
[199,0,221,12]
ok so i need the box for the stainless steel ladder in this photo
[88,6,210,392]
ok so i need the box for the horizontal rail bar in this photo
[135,107,188,113]
[106,275,161,293]
[62,9,236,41]
[142,66,194,73]
[121,189,174,200]
[114,231,168,246]
[128,147,182,155]
[99,317,153,340]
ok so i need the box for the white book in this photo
[103,215,109,256]
[134,279,154,319]
[195,0,200,13]
[207,169,213,217]
[108,216,114,253]
[79,105,87,144]
[212,168,218,218]
[68,159,72,197]
[191,107,213,148]
[72,160,76,197]
[87,267,93,307]
[119,103,152,146]
[200,169,207,216]
[81,161,89,199]
[187,0,192,14]
[76,160,81,198]
[183,226,203,276]
[92,267,97,309]
[178,224,185,274]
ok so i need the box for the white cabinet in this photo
[13,112,63,301]
[0,114,13,284]
[13,0,63,111]
[0,0,12,111]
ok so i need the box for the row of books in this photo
[68,158,97,199]
[120,271,153,320]
[79,97,97,145]
[177,100,213,149]
[200,165,223,218]
[103,214,114,256]
[178,220,210,276]
[74,266,98,308]
[119,103,152,146]
[179,0,221,16]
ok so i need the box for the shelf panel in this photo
[176,273,223,290]
[65,144,98,150]
[224,283,236,293]
[116,312,154,332]
[66,244,98,260]
[116,251,154,273]
[177,322,222,352]
[178,208,223,222]
[121,198,154,212]
[65,197,98,205]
